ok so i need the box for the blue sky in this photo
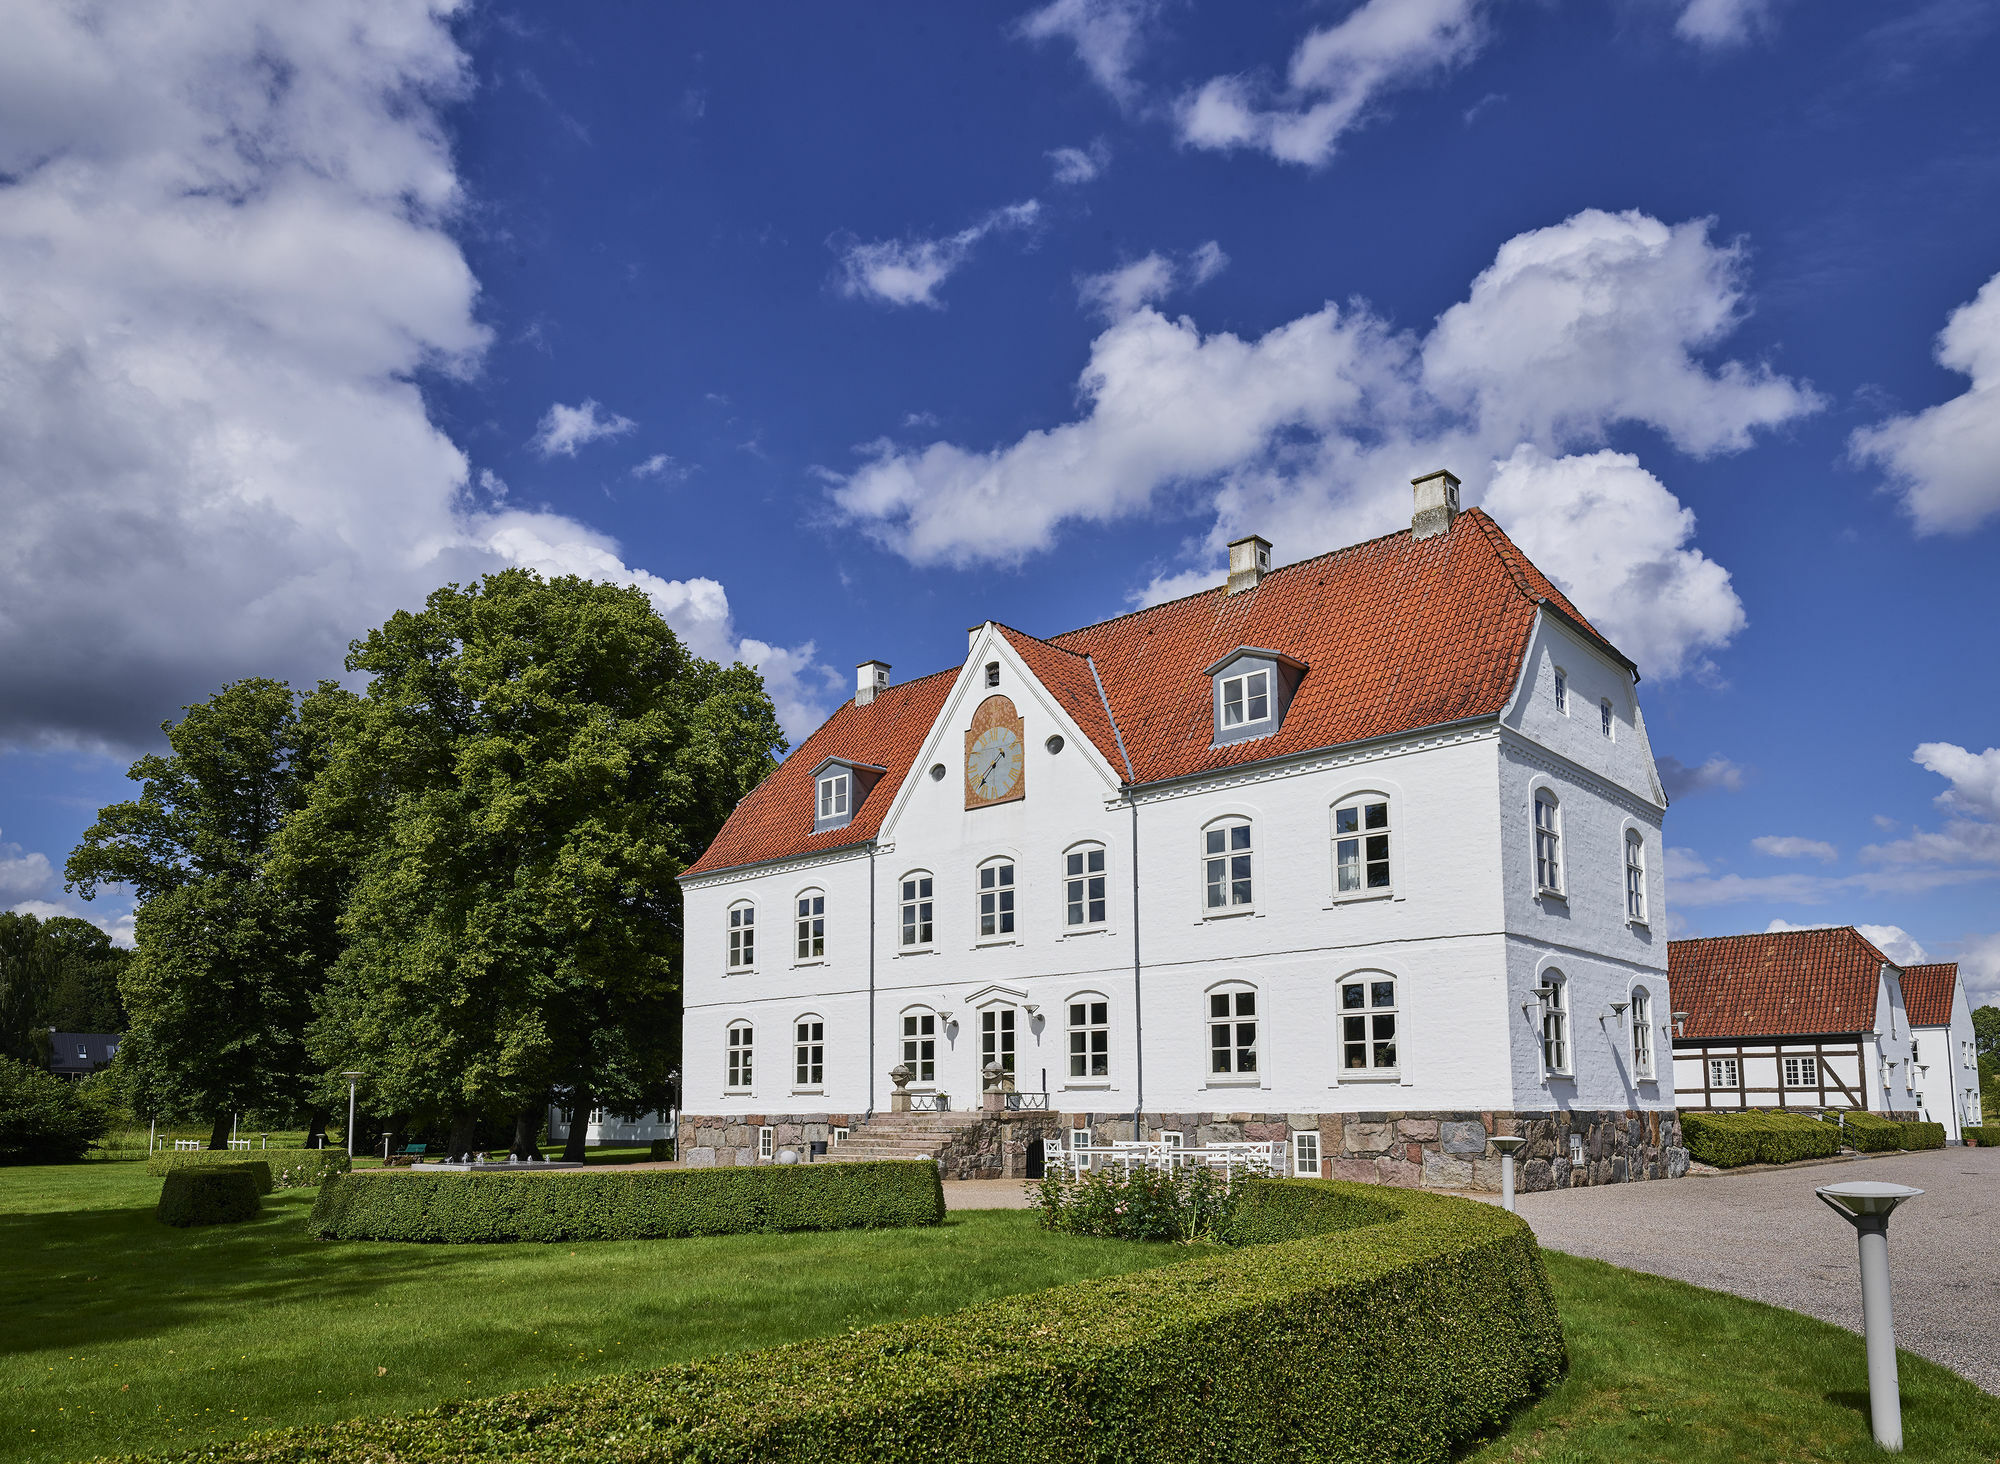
[0,0,1995,997]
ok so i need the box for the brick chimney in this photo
[855,660,890,706]
[1411,469,1461,540]
[1226,534,1272,594]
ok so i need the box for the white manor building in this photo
[678,473,1685,1190]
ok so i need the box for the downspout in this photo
[867,843,877,1121]
[1086,653,1143,1142]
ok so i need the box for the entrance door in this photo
[902,1013,937,1085]
[980,1007,1016,1083]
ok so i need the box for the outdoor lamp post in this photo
[340,1071,365,1158]
[1488,1134,1527,1211]
[1816,1180,1924,1453]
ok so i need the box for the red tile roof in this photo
[686,509,1632,877]
[1900,963,1960,1029]
[1667,928,1893,1041]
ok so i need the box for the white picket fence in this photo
[1056,1138,1284,1179]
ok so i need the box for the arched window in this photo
[1339,973,1398,1073]
[978,858,1015,938]
[1064,843,1107,928]
[727,901,755,970]
[1333,795,1391,896]
[726,1022,754,1091]
[899,871,934,948]
[1202,818,1253,912]
[794,1015,824,1089]
[1534,793,1563,894]
[1067,994,1110,1079]
[1630,988,1654,1080]
[1539,973,1569,1076]
[794,889,825,960]
[1624,832,1646,923]
[900,1008,937,1084]
[1208,984,1258,1076]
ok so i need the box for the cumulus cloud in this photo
[1017,0,1164,106]
[1915,742,2000,820]
[834,202,1041,309]
[1675,0,1781,48]
[1850,269,2000,534]
[1178,0,1487,167]
[630,453,685,481]
[0,1,826,750]
[1752,835,1838,863]
[1762,918,1929,966]
[1956,931,2000,1006]
[531,399,637,458]
[1048,141,1110,185]
[832,208,1816,681]
[1864,743,2000,868]
[1657,754,1745,798]
[1076,241,1227,322]
[0,832,57,905]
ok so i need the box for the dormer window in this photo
[1203,647,1305,747]
[818,772,848,822]
[810,757,885,834]
[1221,669,1269,728]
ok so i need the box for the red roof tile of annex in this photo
[684,509,1626,877]
[1667,928,1894,1041]
[1899,963,1961,1029]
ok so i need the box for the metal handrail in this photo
[1003,1093,1049,1110]
[1057,1140,1282,1178]
[909,1093,950,1113]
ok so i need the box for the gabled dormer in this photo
[811,757,886,834]
[1204,647,1306,747]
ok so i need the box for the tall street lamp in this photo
[1817,1180,1923,1452]
[341,1071,366,1158]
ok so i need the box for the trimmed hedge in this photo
[1899,1120,1946,1151]
[158,1166,264,1227]
[648,1138,675,1162]
[146,1147,351,1189]
[1682,1110,1843,1168]
[130,1179,1562,1463]
[1964,1125,2000,1147]
[1832,1111,1907,1153]
[308,1159,945,1243]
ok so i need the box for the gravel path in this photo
[1513,1146,2000,1394]
[943,1178,1038,1210]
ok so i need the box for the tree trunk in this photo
[305,1110,329,1150]
[206,1113,231,1150]
[446,1112,480,1161]
[511,1101,544,1159]
[562,1087,593,1163]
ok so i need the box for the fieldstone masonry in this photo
[680,1113,854,1168]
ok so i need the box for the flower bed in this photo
[146,1147,351,1189]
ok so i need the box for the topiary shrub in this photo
[0,1056,111,1164]
[1899,1120,1946,1151]
[157,1166,264,1226]
[1681,1111,1760,1167]
[648,1137,675,1162]
[146,1147,350,1189]
[130,1179,1564,1464]
[1834,1111,1906,1152]
[308,1159,945,1243]
[1683,1111,1843,1168]
[1963,1125,2000,1147]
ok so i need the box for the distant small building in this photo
[1667,928,1919,1119]
[1900,962,1982,1140]
[49,1031,120,1081]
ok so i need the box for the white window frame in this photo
[980,1005,1019,1082]
[1709,1056,1740,1090]
[1783,1054,1819,1089]
[794,1015,825,1091]
[725,1021,754,1092]
[794,888,826,962]
[1534,793,1563,896]
[1063,843,1108,931]
[1624,831,1647,924]
[900,1009,937,1086]
[1292,1130,1320,1178]
[1337,973,1399,1077]
[758,1125,774,1161]
[726,900,755,971]
[1219,668,1271,730]
[1540,974,1570,1078]
[1600,698,1615,740]
[1071,1123,1092,1169]
[817,771,849,821]
[1630,988,1655,1080]
[898,871,934,950]
[831,1126,849,1147]
[1332,795,1392,899]
[1066,993,1111,1082]
[1207,984,1260,1083]
[1554,666,1568,714]
[976,858,1016,940]
[1201,818,1254,915]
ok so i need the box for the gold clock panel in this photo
[964,694,1026,809]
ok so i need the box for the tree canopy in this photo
[0,912,130,1062]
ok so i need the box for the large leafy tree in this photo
[66,679,344,1146]
[0,912,131,1063]
[288,570,782,1157]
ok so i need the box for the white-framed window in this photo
[985,660,1000,687]
[1071,1122,1092,1169]
[1600,699,1615,739]
[1064,844,1107,928]
[758,1125,774,1161]
[1534,794,1563,894]
[1540,974,1569,1076]
[727,901,755,970]
[1784,1054,1818,1088]
[1067,995,1110,1079]
[1292,1130,1320,1177]
[1339,974,1398,1073]
[977,859,1016,937]
[817,771,849,821]
[1631,988,1654,1080]
[1624,832,1646,923]
[794,890,825,960]
[1203,818,1254,912]
[1709,1056,1740,1089]
[726,1022,753,1091]
[1554,667,1568,714]
[1910,1038,1920,1065]
[981,1007,1017,1081]
[831,1126,849,1147]
[1208,986,1259,1077]
[901,1010,936,1084]
[899,872,934,948]
[1154,1130,1184,1150]
[1220,668,1270,729]
[1333,796,1391,896]
[794,1017,824,1088]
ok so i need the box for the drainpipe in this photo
[1129,791,1144,1141]
[867,843,877,1122]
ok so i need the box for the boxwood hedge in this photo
[1682,1110,1844,1168]
[129,1178,1562,1463]
[1964,1125,2000,1147]
[157,1166,264,1227]
[308,1159,945,1243]
[1833,1111,1907,1153]
[1898,1120,1945,1151]
[146,1147,351,1189]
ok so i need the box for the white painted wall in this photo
[1911,975,1980,1138]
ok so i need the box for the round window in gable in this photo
[1045,734,1065,755]
[929,762,946,781]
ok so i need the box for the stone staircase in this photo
[824,1110,984,1165]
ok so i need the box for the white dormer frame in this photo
[812,757,886,835]
[1203,647,1307,748]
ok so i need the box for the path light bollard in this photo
[1816,1180,1924,1453]
[340,1070,365,1158]
[1488,1134,1527,1212]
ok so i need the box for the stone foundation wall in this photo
[679,1112,858,1168]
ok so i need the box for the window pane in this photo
[1222,678,1244,726]
[1230,823,1251,851]
[1371,980,1395,1009]
[1087,848,1104,873]
[1205,858,1226,907]
[1210,993,1229,1019]
[1091,1002,1107,1024]
[1363,801,1388,830]
[1246,671,1269,721]
[1341,983,1365,1010]
[1335,806,1358,835]
[1230,853,1252,905]
[1235,991,1255,1018]
[1336,838,1360,892]
[1205,828,1225,855]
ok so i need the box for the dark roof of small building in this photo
[1899,963,1960,1029]
[1667,929,1892,1041]
[49,1032,121,1075]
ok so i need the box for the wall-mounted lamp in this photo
[937,1010,955,1027]
[1672,1009,1690,1038]
[1023,1002,1039,1016]
[1609,999,1630,1016]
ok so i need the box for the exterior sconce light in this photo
[1817,1181,1923,1452]
[1609,999,1629,1016]
[1672,1009,1690,1037]
[1488,1134,1527,1211]
[1023,1002,1039,1016]
[937,1010,954,1025]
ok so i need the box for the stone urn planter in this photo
[889,1062,913,1113]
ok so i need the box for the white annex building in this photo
[678,474,1686,1191]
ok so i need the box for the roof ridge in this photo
[992,621,1089,659]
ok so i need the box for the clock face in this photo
[965,725,1024,801]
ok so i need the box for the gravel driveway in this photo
[1513,1146,2000,1394]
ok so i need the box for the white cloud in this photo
[1857,923,1929,966]
[1850,269,2000,534]
[1017,0,1163,106]
[1177,0,1487,167]
[833,209,1815,682]
[1863,743,2000,868]
[1657,755,1745,798]
[1665,847,1712,879]
[1752,835,1838,863]
[1675,0,1780,48]
[0,831,57,904]
[531,400,637,458]
[1956,932,2000,1007]
[0,2,827,750]
[1075,241,1226,322]
[835,201,1041,309]
[1914,742,2000,820]
[630,453,684,481]
[1765,917,1834,933]
[1047,141,1109,185]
